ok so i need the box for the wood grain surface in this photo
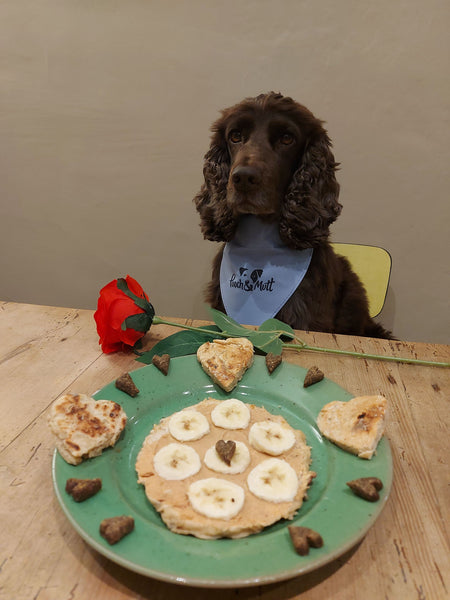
[1,302,448,600]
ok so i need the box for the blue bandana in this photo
[220,215,313,326]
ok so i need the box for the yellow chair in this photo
[331,243,392,318]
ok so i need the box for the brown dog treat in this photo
[288,526,324,556]
[152,354,170,375]
[303,366,324,388]
[265,353,282,374]
[99,515,135,545]
[65,478,102,502]
[115,373,139,397]
[215,440,236,465]
[346,477,383,502]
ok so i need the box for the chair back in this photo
[331,243,392,318]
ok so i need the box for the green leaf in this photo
[258,337,283,355]
[245,331,283,355]
[208,308,250,337]
[121,313,152,333]
[117,278,155,317]
[258,318,295,341]
[206,310,290,355]
[135,326,221,364]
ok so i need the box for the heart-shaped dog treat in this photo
[115,372,140,397]
[303,366,324,388]
[346,477,383,501]
[99,515,134,545]
[152,354,170,375]
[65,478,102,502]
[317,395,387,459]
[265,353,282,374]
[197,338,254,392]
[288,526,324,555]
[215,440,236,465]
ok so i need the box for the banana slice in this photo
[168,409,210,442]
[211,399,251,430]
[188,477,245,519]
[153,443,201,480]
[248,420,296,455]
[247,458,298,503]
[204,441,251,474]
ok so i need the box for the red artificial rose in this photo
[94,275,153,353]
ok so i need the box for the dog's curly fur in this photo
[194,92,392,338]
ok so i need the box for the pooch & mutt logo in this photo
[229,268,275,292]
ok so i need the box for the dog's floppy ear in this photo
[193,126,237,242]
[279,129,342,249]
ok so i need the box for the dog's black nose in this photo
[231,166,261,191]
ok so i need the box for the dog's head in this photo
[193,92,342,249]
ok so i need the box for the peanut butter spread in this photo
[136,398,314,539]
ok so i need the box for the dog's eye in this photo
[280,132,295,145]
[229,130,242,143]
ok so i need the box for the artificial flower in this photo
[94,275,154,353]
[93,276,449,368]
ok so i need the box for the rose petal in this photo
[125,275,149,300]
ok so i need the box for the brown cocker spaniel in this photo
[194,92,392,338]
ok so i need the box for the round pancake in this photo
[135,398,314,539]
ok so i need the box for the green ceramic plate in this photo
[52,355,392,588]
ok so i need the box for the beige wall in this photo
[1,0,449,343]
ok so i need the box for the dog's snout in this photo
[231,166,261,191]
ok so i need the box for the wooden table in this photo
[1,301,449,600]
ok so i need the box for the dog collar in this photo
[220,215,313,326]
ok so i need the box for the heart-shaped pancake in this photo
[317,395,387,459]
[197,338,254,392]
[48,393,127,465]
